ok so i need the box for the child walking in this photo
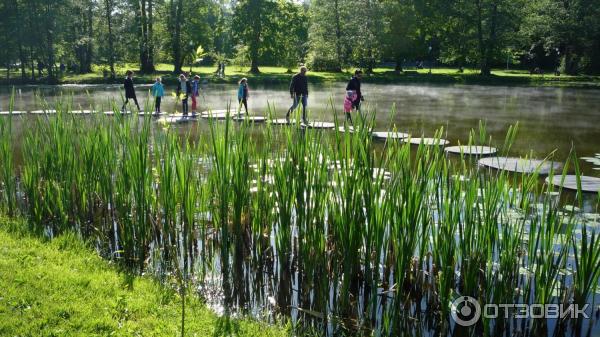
[191,75,200,115]
[343,90,357,125]
[177,74,191,115]
[237,78,249,115]
[151,77,164,114]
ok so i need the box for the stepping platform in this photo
[138,112,167,117]
[546,175,600,193]
[30,109,57,114]
[159,116,199,124]
[169,113,199,118]
[103,111,133,115]
[0,111,25,115]
[201,110,229,119]
[232,115,267,123]
[269,118,298,125]
[372,131,409,140]
[302,121,335,129]
[445,145,497,156]
[337,126,372,133]
[404,137,450,146]
[479,157,562,175]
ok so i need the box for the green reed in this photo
[1,97,600,337]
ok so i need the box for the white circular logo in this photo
[451,296,481,326]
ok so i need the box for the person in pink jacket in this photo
[344,90,357,125]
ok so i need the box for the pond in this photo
[1,82,600,337]
[1,82,600,166]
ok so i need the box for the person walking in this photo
[345,69,364,115]
[343,90,357,125]
[237,78,249,116]
[177,73,191,115]
[191,75,200,115]
[151,77,165,114]
[121,70,141,111]
[286,66,309,124]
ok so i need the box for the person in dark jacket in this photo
[121,70,141,111]
[346,69,364,112]
[285,66,309,124]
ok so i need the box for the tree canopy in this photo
[1,0,600,80]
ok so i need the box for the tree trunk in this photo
[83,2,93,73]
[45,1,56,83]
[394,56,403,73]
[148,0,154,68]
[563,48,579,75]
[333,0,343,72]
[105,0,116,79]
[172,0,184,74]
[475,0,490,76]
[15,1,26,79]
[139,0,154,73]
[248,7,261,74]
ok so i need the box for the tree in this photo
[104,0,116,79]
[232,0,279,73]
[520,0,600,75]
[274,0,308,72]
[307,0,353,71]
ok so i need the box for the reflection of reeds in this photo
[1,98,599,336]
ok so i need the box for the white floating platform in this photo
[445,145,497,156]
[30,109,57,114]
[159,116,199,124]
[0,111,25,115]
[546,175,600,193]
[302,121,335,129]
[103,111,133,115]
[138,112,167,117]
[404,137,450,146]
[372,131,410,140]
[70,110,94,114]
[479,157,562,175]
[232,115,267,123]
[201,110,230,119]
[269,118,298,125]
[169,113,199,118]
[337,126,373,134]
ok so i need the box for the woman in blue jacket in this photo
[151,77,164,114]
[237,78,249,115]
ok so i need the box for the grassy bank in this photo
[0,219,288,337]
[2,63,600,88]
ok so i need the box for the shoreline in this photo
[2,65,599,89]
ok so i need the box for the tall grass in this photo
[0,97,599,337]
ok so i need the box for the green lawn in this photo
[0,219,289,337]
[2,63,600,88]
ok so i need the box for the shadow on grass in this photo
[213,315,242,337]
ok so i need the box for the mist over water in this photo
[1,82,600,170]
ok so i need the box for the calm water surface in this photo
[1,82,599,165]
[2,82,600,336]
